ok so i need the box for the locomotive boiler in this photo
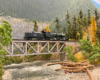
[24,31,69,41]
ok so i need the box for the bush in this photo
[79,39,100,63]
[63,46,77,62]
[5,60,13,65]
[24,55,34,62]
[5,56,23,65]
[41,54,52,60]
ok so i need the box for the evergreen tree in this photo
[79,25,83,39]
[83,14,90,40]
[88,9,91,25]
[66,11,70,20]
[67,20,72,39]
[54,17,61,33]
[66,11,72,39]
[94,9,99,21]
[87,9,91,40]
[94,9,99,27]
[83,14,88,27]
[73,15,77,28]
[73,15,78,39]
[79,10,83,20]
[33,20,38,32]
[96,24,100,44]
[63,27,66,34]
[77,17,83,39]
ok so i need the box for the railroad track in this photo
[13,39,78,42]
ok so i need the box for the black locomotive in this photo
[24,31,69,40]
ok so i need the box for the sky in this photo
[92,0,100,8]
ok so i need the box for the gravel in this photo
[2,60,100,80]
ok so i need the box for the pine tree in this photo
[94,9,99,21]
[46,25,50,32]
[79,25,83,39]
[76,10,84,40]
[66,11,70,20]
[33,20,38,32]
[87,10,91,40]
[88,9,91,25]
[96,24,100,44]
[67,20,72,39]
[63,27,66,34]
[94,9,99,27]
[77,17,83,39]
[73,15,78,39]
[66,11,72,39]
[83,14,90,40]
[91,16,97,45]
[79,10,83,20]
[54,17,61,33]
[83,14,88,27]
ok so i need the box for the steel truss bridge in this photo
[3,40,80,58]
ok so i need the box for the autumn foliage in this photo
[46,25,50,32]
[91,16,97,45]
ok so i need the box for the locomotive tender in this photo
[24,31,69,40]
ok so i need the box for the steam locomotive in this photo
[24,31,69,40]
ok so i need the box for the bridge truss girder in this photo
[3,40,79,57]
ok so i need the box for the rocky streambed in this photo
[2,60,100,80]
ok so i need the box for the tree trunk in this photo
[86,69,94,80]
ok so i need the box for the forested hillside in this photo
[0,0,99,21]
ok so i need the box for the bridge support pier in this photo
[60,53,65,61]
[76,47,80,52]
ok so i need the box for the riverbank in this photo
[2,60,100,80]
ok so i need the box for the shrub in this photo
[5,60,13,65]
[63,46,77,62]
[24,55,34,62]
[41,54,52,60]
[79,39,100,63]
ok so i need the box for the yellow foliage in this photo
[82,30,88,39]
[91,16,97,45]
[46,25,50,32]
[82,25,91,40]
[74,51,86,62]
[74,52,100,64]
